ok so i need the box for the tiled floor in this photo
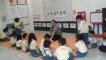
[0,30,106,60]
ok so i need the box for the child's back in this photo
[74,34,88,58]
[22,39,28,52]
[16,34,22,50]
[22,33,28,52]
[55,45,72,60]
[30,39,37,50]
[40,33,51,52]
[16,40,22,48]
[42,47,52,57]
[55,38,73,60]
[75,40,87,53]
[42,40,54,60]
[10,37,17,45]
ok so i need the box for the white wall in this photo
[72,0,106,34]
[31,0,44,21]
[0,0,7,32]
[4,0,34,32]
[72,0,106,22]
[42,0,72,21]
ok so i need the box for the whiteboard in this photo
[91,13,102,23]
[10,5,28,19]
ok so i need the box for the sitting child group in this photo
[0,15,106,60]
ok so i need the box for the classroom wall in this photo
[42,0,72,21]
[72,0,106,34]
[0,0,7,32]
[1,0,35,32]
[72,0,106,22]
[31,0,44,21]
[1,0,106,33]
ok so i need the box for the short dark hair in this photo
[9,32,17,37]
[76,15,83,20]
[3,29,7,33]
[28,33,37,45]
[44,33,51,39]
[88,25,92,30]
[17,34,22,41]
[76,34,84,42]
[51,20,57,23]
[43,40,51,48]
[14,18,19,22]
[23,33,27,39]
[58,38,66,45]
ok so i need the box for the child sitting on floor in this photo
[73,34,88,58]
[40,33,51,53]
[88,26,98,48]
[16,34,22,50]
[22,33,29,52]
[54,38,74,60]
[99,42,106,53]
[28,33,39,57]
[10,32,17,47]
[42,40,54,60]
[0,29,10,42]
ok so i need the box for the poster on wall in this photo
[47,23,51,27]
[10,0,27,5]
[10,5,28,19]
[57,23,62,28]
[90,12,102,24]
[42,23,46,27]
[70,23,76,28]
[72,10,77,21]
[1,16,6,22]
[77,11,86,21]
[9,0,17,4]
[33,15,40,21]
[63,23,69,28]
[18,0,27,4]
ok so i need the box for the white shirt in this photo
[89,37,97,44]
[15,22,21,29]
[78,21,88,33]
[0,32,6,38]
[22,40,28,51]
[30,39,37,50]
[10,37,17,45]
[16,40,22,47]
[42,48,52,57]
[54,45,72,60]
[103,42,106,46]
[75,40,87,53]
[40,39,44,51]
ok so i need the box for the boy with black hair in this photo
[42,40,54,60]
[76,15,89,46]
[0,29,10,42]
[54,38,73,60]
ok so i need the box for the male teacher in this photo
[50,20,62,41]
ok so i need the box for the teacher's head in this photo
[51,20,57,26]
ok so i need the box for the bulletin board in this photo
[90,12,102,24]
[10,5,29,19]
